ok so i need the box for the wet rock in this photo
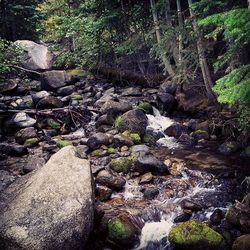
[0,79,18,94]
[115,109,148,135]
[41,70,72,90]
[96,170,126,191]
[0,170,15,192]
[87,133,112,149]
[164,123,187,139]
[95,185,112,202]
[15,127,37,144]
[101,100,132,117]
[14,40,54,70]
[139,172,153,184]
[23,156,46,174]
[113,134,134,147]
[180,199,203,211]
[0,146,94,250]
[57,85,75,96]
[225,196,250,231]
[95,87,115,106]
[210,209,224,225]
[174,212,192,223]
[75,145,90,159]
[110,157,133,174]
[31,91,50,105]
[191,130,209,140]
[232,234,250,250]
[142,187,159,199]
[218,141,240,155]
[169,220,226,250]
[134,155,169,175]
[11,112,36,128]
[178,133,196,146]
[36,96,64,109]
[159,81,177,95]
[107,213,139,247]
[96,114,114,127]
[131,144,150,157]
[0,143,28,156]
[157,93,176,113]
[121,87,142,97]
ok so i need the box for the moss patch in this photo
[91,149,103,157]
[110,157,132,173]
[24,138,39,146]
[107,147,118,154]
[114,115,124,129]
[71,94,82,100]
[47,119,61,129]
[122,130,141,144]
[169,220,225,250]
[143,134,155,144]
[138,102,153,114]
[56,140,72,148]
[108,217,135,244]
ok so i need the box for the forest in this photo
[0,0,250,250]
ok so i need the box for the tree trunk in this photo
[176,0,184,65]
[150,0,175,78]
[248,0,250,9]
[188,0,216,101]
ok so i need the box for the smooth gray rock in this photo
[0,146,94,250]
[14,40,54,70]
[11,112,36,128]
[41,70,72,90]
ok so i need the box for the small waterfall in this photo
[146,107,180,149]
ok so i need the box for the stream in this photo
[97,107,244,249]
[0,77,249,250]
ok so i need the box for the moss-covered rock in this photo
[107,213,138,247]
[56,140,72,148]
[47,119,61,129]
[24,137,39,147]
[71,93,82,100]
[138,102,153,114]
[91,149,103,157]
[122,130,141,144]
[232,234,250,250]
[107,147,118,154]
[191,130,209,140]
[110,157,132,173]
[143,134,155,144]
[114,109,148,135]
[168,220,226,250]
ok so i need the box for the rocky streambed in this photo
[0,61,250,249]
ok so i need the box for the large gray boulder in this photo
[41,70,72,90]
[0,146,94,250]
[14,40,54,70]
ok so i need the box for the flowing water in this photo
[111,108,243,249]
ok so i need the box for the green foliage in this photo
[213,65,250,131]
[0,39,21,81]
[199,7,250,131]
[0,0,42,41]
[199,8,250,70]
